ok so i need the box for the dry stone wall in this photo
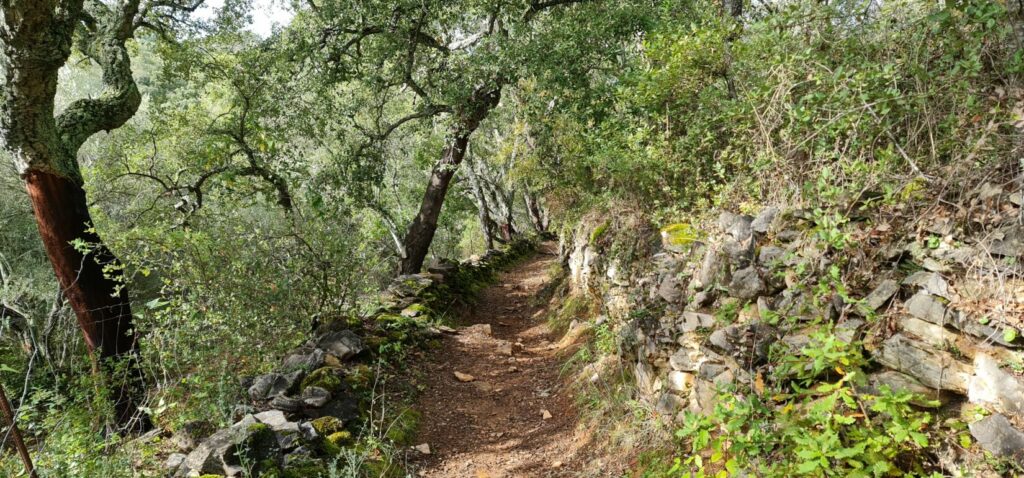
[562,185,1024,468]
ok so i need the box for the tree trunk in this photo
[524,190,547,233]
[1,0,152,432]
[465,160,496,250]
[24,170,150,432]
[400,86,502,274]
[401,134,471,273]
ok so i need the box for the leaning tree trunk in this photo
[25,171,148,430]
[1,0,152,432]
[523,190,547,233]
[465,160,497,250]
[400,86,502,274]
[401,134,473,273]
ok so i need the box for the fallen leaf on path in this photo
[454,371,475,382]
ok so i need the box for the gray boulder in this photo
[175,415,281,477]
[904,292,952,326]
[751,207,780,234]
[969,353,1024,416]
[902,271,950,299]
[729,267,765,300]
[248,371,303,401]
[862,279,899,311]
[984,225,1024,258]
[317,330,364,361]
[875,334,971,393]
[281,348,326,372]
[970,414,1024,463]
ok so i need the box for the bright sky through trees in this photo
[197,0,294,37]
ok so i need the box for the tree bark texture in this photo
[1,0,151,432]
[401,86,502,274]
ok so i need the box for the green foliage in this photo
[673,362,939,477]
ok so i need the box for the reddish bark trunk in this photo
[24,170,150,432]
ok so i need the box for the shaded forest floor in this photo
[408,244,607,477]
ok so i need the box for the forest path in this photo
[409,243,594,478]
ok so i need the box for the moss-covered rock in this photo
[661,223,698,251]
[301,367,342,393]
[590,220,610,245]
[327,430,352,446]
[309,416,345,436]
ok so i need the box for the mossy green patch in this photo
[282,460,328,478]
[590,220,610,245]
[327,430,352,446]
[660,222,698,247]
[310,416,345,436]
[301,367,342,393]
[385,408,421,445]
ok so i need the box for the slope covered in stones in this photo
[558,178,1024,476]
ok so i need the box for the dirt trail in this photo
[410,244,595,478]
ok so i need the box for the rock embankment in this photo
[563,182,1024,471]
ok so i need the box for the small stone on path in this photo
[541,409,552,420]
[454,371,475,382]
[414,443,431,455]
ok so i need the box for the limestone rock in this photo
[969,353,1024,416]
[249,371,303,401]
[970,414,1024,463]
[454,371,475,382]
[657,273,684,304]
[269,395,305,413]
[984,225,1024,258]
[862,279,899,311]
[254,410,297,433]
[904,292,952,326]
[668,371,695,392]
[655,392,685,417]
[718,212,748,237]
[316,330,364,361]
[900,317,959,348]
[669,347,702,372]
[165,453,186,473]
[693,247,724,290]
[300,386,332,408]
[751,207,780,234]
[687,379,717,415]
[902,271,950,299]
[175,415,281,477]
[757,246,784,266]
[867,371,947,407]
[875,334,971,393]
[707,322,776,365]
[690,290,716,308]
[281,348,325,372]
[678,311,714,333]
[728,267,765,300]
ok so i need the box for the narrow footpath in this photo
[410,245,595,478]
